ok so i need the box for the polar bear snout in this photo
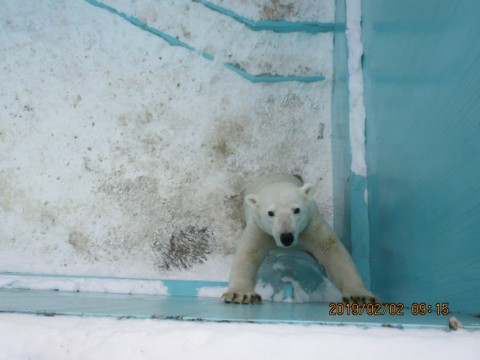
[280,232,295,247]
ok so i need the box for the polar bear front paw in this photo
[342,291,380,305]
[221,291,262,304]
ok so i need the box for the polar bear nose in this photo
[280,233,294,247]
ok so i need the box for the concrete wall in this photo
[0,0,335,280]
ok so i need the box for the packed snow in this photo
[346,0,367,177]
[0,313,479,360]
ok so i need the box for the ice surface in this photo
[256,250,341,302]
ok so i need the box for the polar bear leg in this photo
[301,220,378,304]
[222,223,274,304]
[321,240,377,304]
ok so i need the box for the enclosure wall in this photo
[331,0,351,251]
[362,0,480,314]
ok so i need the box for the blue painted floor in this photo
[1,289,479,330]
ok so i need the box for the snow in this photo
[0,313,479,360]
[0,273,169,296]
[346,0,367,177]
[204,0,335,22]
[0,0,334,280]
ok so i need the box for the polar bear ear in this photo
[299,183,314,199]
[245,194,260,210]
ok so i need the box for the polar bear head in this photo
[246,182,314,248]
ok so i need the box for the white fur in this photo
[222,174,377,304]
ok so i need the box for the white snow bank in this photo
[0,274,168,295]
[0,313,479,360]
[346,0,367,177]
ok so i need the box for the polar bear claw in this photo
[222,291,262,304]
[342,295,379,305]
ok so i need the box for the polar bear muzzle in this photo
[280,232,295,247]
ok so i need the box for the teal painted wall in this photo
[332,0,371,287]
[362,0,480,314]
[332,0,351,252]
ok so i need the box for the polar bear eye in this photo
[267,211,275,217]
[293,208,300,214]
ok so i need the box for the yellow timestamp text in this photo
[328,302,450,316]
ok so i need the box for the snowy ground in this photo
[0,313,479,360]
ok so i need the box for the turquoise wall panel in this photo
[332,0,351,251]
[332,0,371,287]
[363,0,480,314]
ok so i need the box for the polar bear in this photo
[222,174,377,305]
